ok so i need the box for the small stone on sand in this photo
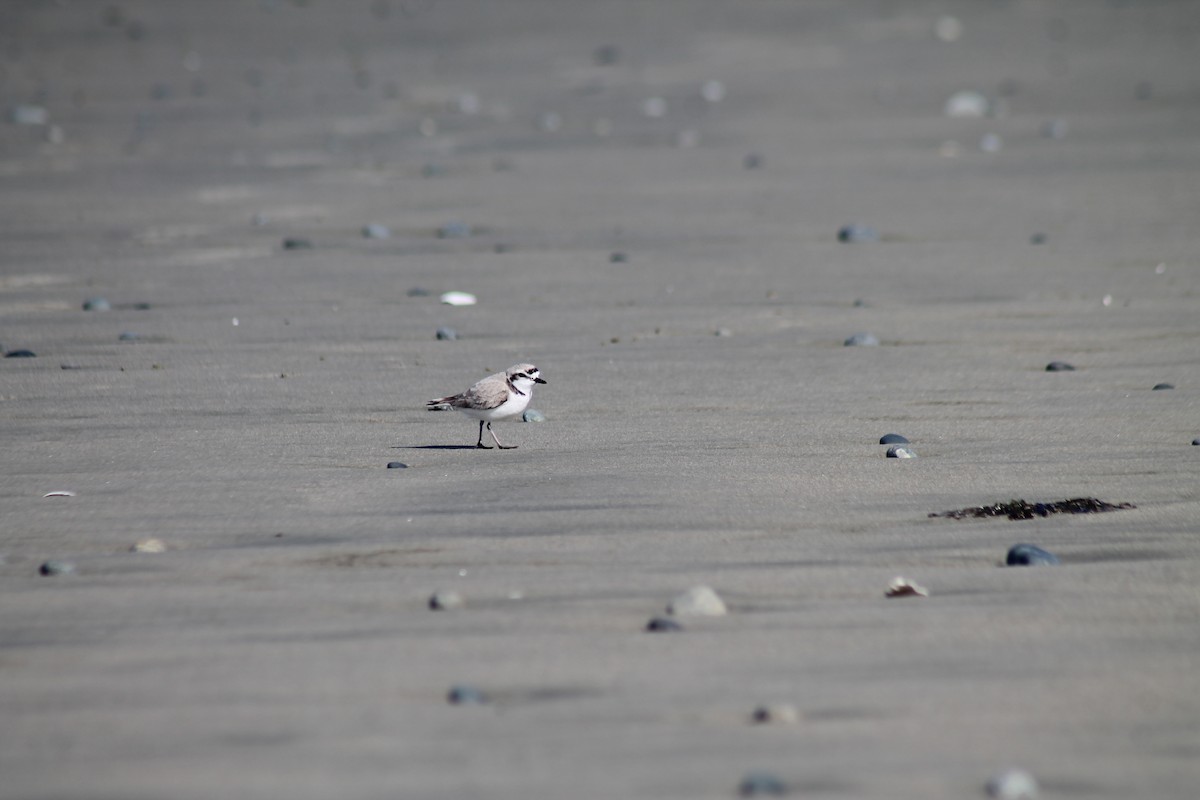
[645,617,684,633]
[879,433,909,445]
[886,446,916,459]
[522,409,545,422]
[1045,361,1075,372]
[1006,544,1061,566]
[131,538,166,553]
[39,560,75,576]
[738,771,787,796]
[446,685,486,705]
[844,332,879,347]
[985,768,1039,799]
[429,590,465,610]
[751,703,800,724]
[667,585,727,617]
[885,576,929,597]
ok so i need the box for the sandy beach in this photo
[2,2,1199,797]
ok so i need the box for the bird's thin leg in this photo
[476,420,492,449]
[488,422,518,449]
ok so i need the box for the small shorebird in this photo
[426,363,547,449]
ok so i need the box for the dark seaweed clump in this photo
[930,497,1135,521]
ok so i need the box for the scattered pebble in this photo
[676,128,700,148]
[879,433,909,445]
[609,252,628,263]
[437,221,471,239]
[9,105,49,125]
[934,15,963,42]
[837,224,879,243]
[701,80,726,103]
[667,585,727,617]
[282,237,313,250]
[118,332,140,342]
[645,616,684,633]
[536,111,562,132]
[435,327,458,341]
[39,560,76,576]
[5,349,37,358]
[738,771,788,797]
[885,576,929,597]
[980,132,1003,153]
[844,332,879,347]
[1152,383,1174,391]
[386,462,408,469]
[1045,361,1075,372]
[944,91,988,118]
[43,490,76,498]
[131,538,166,553]
[446,685,487,705]
[1006,544,1061,567]
[751,703,800,725]
[1192,437,1200,446]
[1029,232,1047,245]
[743,153,763,169]
[985,768,1039,799]
[714,327,732,337]
[594,44,620,66]
[429,590,465,610]
[1042,118,1069,139]
[361,223,390,239]
[440,291,477,306]
[641,97,667,118]
[82,297,111,311]
[421,163,448,178]
[886,445,916,459]
[522,409,546,423]
[406,287,432,297]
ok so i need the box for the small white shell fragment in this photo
[885,576,929,598]
[440,291,477,306]
[43,490,76,498]
[944,90,988,118]
[666,585,728,616]
[131,538,167,554]
[985,768,1039,799]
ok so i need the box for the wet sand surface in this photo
[2,2,1199,798]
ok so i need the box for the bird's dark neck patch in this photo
[507,377,526,396]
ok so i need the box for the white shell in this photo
[667,585,727,616]
[43,490,76,498]
[131,538,167,553]
[885,577,929,598]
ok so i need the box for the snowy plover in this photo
[427,363,547,449]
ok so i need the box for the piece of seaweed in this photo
[929,497,1135,521]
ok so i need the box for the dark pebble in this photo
[447,685,487,705]
[645,617,683,633]
[421,163,448,178]
[386,462,407,469]
[1030,233,1047,245]
[594,44,620,66]
[282,237,313,250]
[118,331,140,341]
[743,153,763,169]
[837,224,879,243]
[1152,383,1174,390]
[39,560,76,576]
[435,327,458,341]
[1006,543,1061,566]
[738,771,788,796]
[82,297,111,311]
[406,287,432,297]
[437,221,471,239]
[879,433,909,445]
[1192,437,1200,446]
[844,332,879,347]
[1045,361,1075,372]
[5,349,36,358]
[609,252,628,263]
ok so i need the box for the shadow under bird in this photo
[427,363,547,449]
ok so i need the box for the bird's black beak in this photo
[535,376,547,384]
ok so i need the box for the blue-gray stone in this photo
[844,332,879,347]
[1030,232,1047,245]
[645,617,683,633]
[406,287,431,297]
[83,297,111,311]
[1152,383,1174,390]
[879,433,909,445]
[386,462,407,469]
[609,252,628,263]
[437,221,471,239]
[118,332,140,341]
[362,223,390,239]
[282,237,313,250]
[1045,361,1075,372]
[837,224,879,243]
[886,445,916,459]
[738,771,788,796]
[743,153,763,169]
[5,349,36,358]
[39,560,75,576]
[435,327,458,341]
[447,685,487,705]
[10,105,49,125]
[522,409,546,423]
[1006,544,1061,566]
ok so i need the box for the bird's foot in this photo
[476,442,493,449]
[497,444,518,450]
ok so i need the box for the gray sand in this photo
[2,2,1199,798]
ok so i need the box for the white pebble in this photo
[131,538,166,553]
[985,768,1038,799]
[667,585,727,617]
[980,133,1003,153]
[944,91,988,118]
[440,291,477,306]
[935,16,963,42]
